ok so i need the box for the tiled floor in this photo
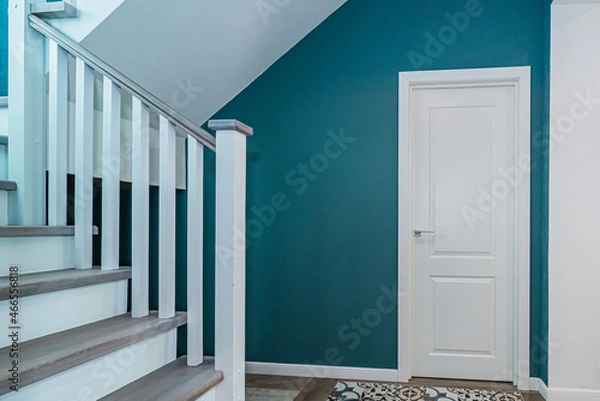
[246,374,545,401]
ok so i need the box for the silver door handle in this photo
[414,228,435,236]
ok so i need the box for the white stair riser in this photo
[0,329,178,401]
[0,191,6,226]
[0,236,75,275]
[196,388,216,401]
[0,280,127,347]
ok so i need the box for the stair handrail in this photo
[28,14,217,152]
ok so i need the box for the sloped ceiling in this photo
[80,0,347,126]
[46,0,126,42]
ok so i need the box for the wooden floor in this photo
[246,374,545,401]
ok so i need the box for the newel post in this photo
[209,120,253,401]
[8,0,47,225]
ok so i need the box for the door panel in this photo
[411,85,515,381]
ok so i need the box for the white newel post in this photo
[187,136,204,367]
[209,120,253,401]
[8,0,47,225]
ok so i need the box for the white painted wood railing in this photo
[28,14,251,398]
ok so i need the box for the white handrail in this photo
[28,14,217,152]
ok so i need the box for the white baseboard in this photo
[529,378,548,400]
[246,362,399,382]
[547,387,600,401]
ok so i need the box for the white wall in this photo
[549,2,600,400]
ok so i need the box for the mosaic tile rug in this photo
[328,381,524,401]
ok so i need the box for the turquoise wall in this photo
[210,0,550,382]
[1,0,7,96]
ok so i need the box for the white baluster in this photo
[159,116,176,319]
[131,98,150,318]
[47,40,68,226]
[187,136,204,366]
[74,59,94,270]
[209,120,253,401]
[101,78,122,271]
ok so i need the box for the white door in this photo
[410,84,515,381]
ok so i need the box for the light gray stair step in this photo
[0,312,187,396]
[0,267,131,301]
[0,225,98,237]
[100,356,223,401]
[0,180,17,192]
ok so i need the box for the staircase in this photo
[1,2,251,400]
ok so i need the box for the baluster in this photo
[74,59,94,269]
[47,41,68,226]
[159,116,176,319]
[187,136,204,366]
[131,98,150,317]
[101,78,122,270]
[209,119,253,401]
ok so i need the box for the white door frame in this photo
[397,66,531,390]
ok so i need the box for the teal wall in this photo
[5,0,550,384]
[1,0,7,96]
[210,0,550,382]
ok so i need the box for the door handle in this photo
[414,228,435,236]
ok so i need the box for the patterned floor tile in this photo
[327,382,524,401]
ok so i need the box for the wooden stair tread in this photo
[0,312,187,395]
[0,225,98,237]
[100,356,223,401]
[0,180,17,192]
[0,267,131,301]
